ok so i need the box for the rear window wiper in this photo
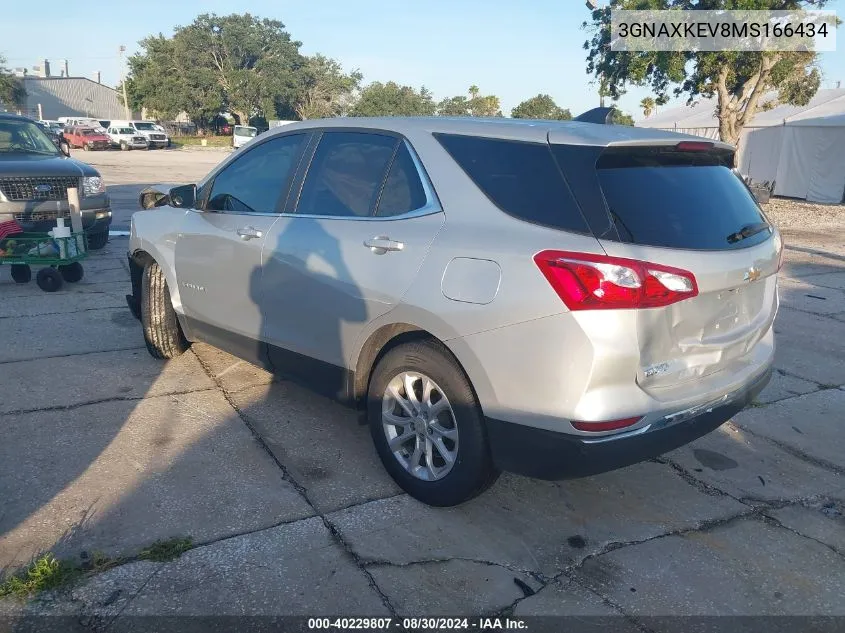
[727,222,770,244]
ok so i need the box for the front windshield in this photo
[81,129,96,136]
[0,119,59,155]
[134,122,156,130]
[117,128,134,134]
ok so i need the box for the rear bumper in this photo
[485,363,772,480]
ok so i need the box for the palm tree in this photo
[640,97,655,119]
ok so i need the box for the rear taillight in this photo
[534,250,698,311]
[675,141,714,152]
[571,417,643,432]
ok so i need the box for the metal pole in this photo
[119,45,130,119]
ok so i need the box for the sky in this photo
[2,0,844,120]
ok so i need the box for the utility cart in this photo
[0,231,88,292]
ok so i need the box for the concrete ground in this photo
[0,149,843,626]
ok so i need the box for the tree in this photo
[0,55,26,111]
[437,85,503,117]
[350,82,436,117]
[584,0,830,145]
[611,108,635,126]
[511,94,572,120]
[176,13,306,125]
[294,54,362,120]
[640,96,656,118]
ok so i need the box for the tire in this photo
[58,262,84,283]
[141,260,189,359]
[83,143,90,151]
[120,141,128,151]
[36,267,63,292]
[87,231,108,250]
[368,340,499,507]
[10,264,31,283]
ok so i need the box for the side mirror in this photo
[138,186,171,210]
[59,142,70,157]
[168,184,197,209]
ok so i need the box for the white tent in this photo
[638,89,845,203]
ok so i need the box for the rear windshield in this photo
[235,126,257,137]
[134,122,156,130]
[434,133,588,233]
[555,145,771,251]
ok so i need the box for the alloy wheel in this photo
[381,372,459,481]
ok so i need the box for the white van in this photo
[109,120,171,149]
[232,125,258,149]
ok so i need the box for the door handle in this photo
[364,236,404,255]
[237,226,263,240]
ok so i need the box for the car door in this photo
[259,130,445,395]
[173,131,310,364]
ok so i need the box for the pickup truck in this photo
[107,126,149,151]
[64,126,111,151]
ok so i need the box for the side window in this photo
[206,133,306,214]
[434,133,589,234]
[296,132,397,218]
[375,142,428,217]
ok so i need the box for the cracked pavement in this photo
[0,153,843,625]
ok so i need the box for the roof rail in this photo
[573,107,615,124]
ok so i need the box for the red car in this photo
[64,126,111,151]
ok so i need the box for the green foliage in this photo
[584,0,830,143]
[611,108,635,126]
[437,85,503,117]
[295,54,362,119]
[0,55,27,110]
[511,94,572,120]
[350,81,436,117]
[0,554,79,599]
[640,96,656,117]
[138,537,194,562]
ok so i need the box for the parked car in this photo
[98,120,111,130]
[126,114,781,506]
[57,117,107,134]
[0,113,112,250]
[64,126,111,151]
[107,126,149,151]
[109,120,170,149]
[232,125,257,149]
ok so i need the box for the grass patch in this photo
[172,135,232,148]
[137,537,193,562]
[0,554,80,599]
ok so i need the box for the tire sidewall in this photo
[368,343,495,506]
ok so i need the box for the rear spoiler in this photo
[573,107,616,125]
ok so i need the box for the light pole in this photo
[119,45,130,119]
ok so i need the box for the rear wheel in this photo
[58,262,84,283]
[141,260,189,359]
[36,267,63,292]
[368,341,499,506]
[10,264,31,283]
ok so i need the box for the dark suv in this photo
[0,114,111,249]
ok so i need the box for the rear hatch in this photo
[549,137,781,397]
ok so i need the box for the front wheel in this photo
[36,267,63,292]
[120,141,129,151]
[368,341,499,507]
[87,231,108,250]
[141,260,189,359]
[83,143,90,151]
[58,262,84,283]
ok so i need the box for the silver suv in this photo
[126,114,780,506]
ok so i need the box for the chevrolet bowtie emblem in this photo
[744,267,761,282]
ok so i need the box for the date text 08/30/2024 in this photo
[307,618,528,630]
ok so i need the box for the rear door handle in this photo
[364,237,404,254]
[364,236,404,255]
[237,226,263,240]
